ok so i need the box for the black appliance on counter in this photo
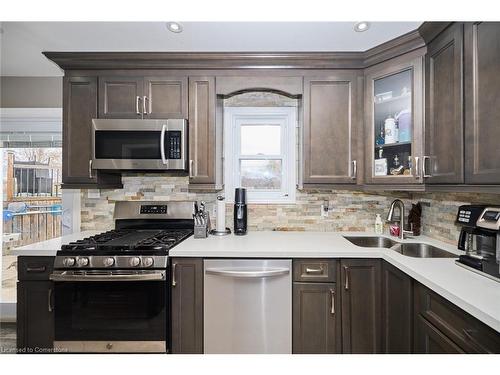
[455,205,500,282]
[234,188,247,235]
[49,201,194,353]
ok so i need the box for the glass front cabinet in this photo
[364,53,424,185]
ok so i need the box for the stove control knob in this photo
[77,257,89,267]
[129,257,141,267]
[103,257,115,267]
[143,257,154,268]
[63,257,76,267]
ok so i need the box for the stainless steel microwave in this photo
[91,119,188,171]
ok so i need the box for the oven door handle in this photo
[160,124,168,165]
[49,271,166,282]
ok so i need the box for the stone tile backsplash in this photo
[81,174,500,245]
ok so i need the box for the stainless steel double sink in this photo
[343,236,457,258]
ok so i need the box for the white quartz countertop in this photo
[10,230,500,333]
[10,231,100,256]
[170,231,500,333]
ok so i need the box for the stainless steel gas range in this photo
[49,201,195,353]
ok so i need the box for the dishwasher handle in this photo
[205,268,290,278]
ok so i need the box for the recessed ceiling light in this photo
[166,22,183,33]
[354,22,370,32]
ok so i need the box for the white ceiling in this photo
[0,22,422,76]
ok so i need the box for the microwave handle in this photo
[160,124,168,165]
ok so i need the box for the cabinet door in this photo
[144,76,188,119]
[293,283,341,354]
[171,258,203,354]
[303,72,361,185]
[464,22,500,184]
[62,76,98,187]
[188,77,216,186]
[365,53,424,184]
[414,315,464,354]
[382,261,413,353]
[98,76,143,118]
[340,259,382,353]
[17,281,54,352]
[425,23,464,184]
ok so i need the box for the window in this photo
[224,107,296,203]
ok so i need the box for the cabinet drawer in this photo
[293,259,336,282]
[414,283,500,353]
[18,256,54,281]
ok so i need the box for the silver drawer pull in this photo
[305,267,324,274]
[205,268,290,278]
[351,159,357,180]
[330,289,335,315]
[344,266,349,290]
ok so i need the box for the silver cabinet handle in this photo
[88,160,93,179]
[343,266,349,290]
[462,329,491,353]
[48,288,53,312]
[143,96,148,115]
[135,96,141,115]
[305,267,323,274]
[330,289,335,315]
[205,268,290,278]
[172,263,177,287]
[422,156,432,178]
[160,124,168,165]
[414,156,421,179]
[351,160,357,180]
[189,160,195,178]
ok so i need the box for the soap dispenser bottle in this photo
[375,214,383,235]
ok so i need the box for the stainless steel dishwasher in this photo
[204,259,292,354]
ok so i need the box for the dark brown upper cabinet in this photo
[98,75,188,119]
[170,258,204,354]
[364,50,425,185]
[464,22,500,184]
[340,259,382,354]
[382,261,413,353]
[188,76,217,187]
[144,76,188,119]
[303,72,362,186]
[425,23,464,184]
[293,282,341,354]
[98,76,144,118]
[63,76,98,186]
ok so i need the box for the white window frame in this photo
[224,107,296,204]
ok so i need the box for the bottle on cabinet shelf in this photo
[384,116,398,144]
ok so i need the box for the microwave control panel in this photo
[166,131,182,159]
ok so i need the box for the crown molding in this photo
[43,23,447,72]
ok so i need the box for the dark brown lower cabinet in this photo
[293,282,341,353]
[170,258,204,354]
[340,259,382,353]
[17,281,54,353]
[16,256,55,353]
[414,282,500,354]
[382,261,413,353]
[414,314,465,354]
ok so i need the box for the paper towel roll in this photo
[216,196,226,232]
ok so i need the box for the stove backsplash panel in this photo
[81,175,500,245]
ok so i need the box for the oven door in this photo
[92,119,187,171]
[51,270,168,353]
